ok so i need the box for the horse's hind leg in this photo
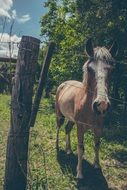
[65,121,74,154]
[56,112,65,150]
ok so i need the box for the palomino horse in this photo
[55,39,118,179]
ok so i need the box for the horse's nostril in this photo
[107,102,111,111]
[93,100,110,115]
[93,101,101,114]
[103,110,106,114]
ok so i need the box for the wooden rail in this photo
[0,57,17,63]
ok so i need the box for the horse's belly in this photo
[59,99,75,121]
[58,88,75,121]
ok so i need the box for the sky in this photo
[0,0,47,57]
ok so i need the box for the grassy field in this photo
[0,94,127,190]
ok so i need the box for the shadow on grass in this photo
[111,150,127,166]
[103,127,127,145]
[57,149,109,190]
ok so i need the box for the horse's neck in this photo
[82,63,95,103]
[82,78,94,103]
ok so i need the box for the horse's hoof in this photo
[93,162,101,169]
[76,173,84,179]
[56,144,59,151]
[66,150,73,155]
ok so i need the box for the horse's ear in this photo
[86,38,94,57]
[109,41,118,57]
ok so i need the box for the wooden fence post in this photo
[29,41,55,128]
[4,36,40,190]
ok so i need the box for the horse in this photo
[55,39,118,179]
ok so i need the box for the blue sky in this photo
[0,0,47,38]
[0,0,47,57]
[12,0,46,38]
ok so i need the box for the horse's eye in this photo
[87,64,94,73]
[88,66,92,72]
[87,66,91,72]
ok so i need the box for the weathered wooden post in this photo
[4,36,40,190]
[29,41,55,128]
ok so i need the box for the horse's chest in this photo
[74,100,95,127]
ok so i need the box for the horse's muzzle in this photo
[92,100,110,115]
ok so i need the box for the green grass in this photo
[0,95,127,190]
[0,94,11,188]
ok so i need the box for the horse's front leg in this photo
[76,125,85,179]
[94,128,102,169]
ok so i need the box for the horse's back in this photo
[57,80,84,92]
[56,80,85,100]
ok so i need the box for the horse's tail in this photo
[56,82,66,104]
[55,83,66,126]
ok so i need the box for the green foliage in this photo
[0,95,10,187]
[0,62,15,93]
[40,0,88,89]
